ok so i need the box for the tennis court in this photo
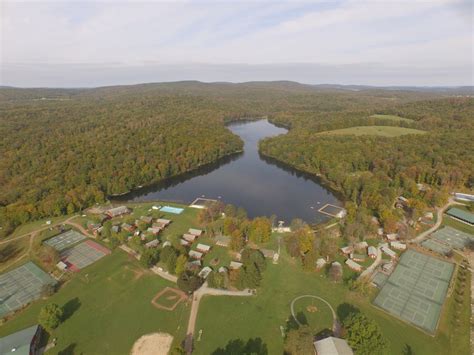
[61,240,111,272]
[421,239,452,256]
[0,262,56,318]
[160,206,184,214]
[429,226,474,250]
[373,249,454,334]
[44,229,87,251]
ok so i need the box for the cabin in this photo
[350,253,366,262]
[345,259,362,272]
[229,261,243,270]
[182,233,197,243]
[188,228,203,237]
[145,239,160,248]
[381,246,397,259]
[368,246,378,259]
[390,241,407,250]
[260,249,276,259]
[215,235,231,247]
[147,227,162,236]
[180,239,191,246]
[186,260,201,271]
[140,216,153,225]
[189,250,203,260]
[198,266,212,279]
[386,233,399,241]
[121,223,135,233]
[218,266,227,273]
[156,218,171,227]
[314,336,353,355]
[340,246,354,255]
[316,258,326,270]
[196,243,211,253]
[382,262,395,273]
[106,206,131,218]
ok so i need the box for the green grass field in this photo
[193,241,468,355]
[370,114,414,123]
[0,251,190,354]
[317,125,425,137]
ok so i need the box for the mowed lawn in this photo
[0,251,190,355]
[317,125,425,137]
[193,245,467,355]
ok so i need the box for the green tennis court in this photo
[429,226,474,250]
[373,249,454,334]
[421,239,452,256]
[44,229,87,251]
[0,262,56,318]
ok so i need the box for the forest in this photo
[0,81,472,237]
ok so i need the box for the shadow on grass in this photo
[403,344,414,355]
[58,343,76,355]
[0,243,22,264]
[211,337,268,355]
[62,297,81,322]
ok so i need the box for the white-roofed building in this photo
[345,259,362,272]
[198,266,212,279]
[189,250,203,259]
[381,246,397,259]
[314,337,353,355]
[188,228,203,236]
[229,261,243,270]
[368,246,378,259]
[196,243,211,253]
[390,241,407,250]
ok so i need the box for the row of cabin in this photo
[180,228,203,246]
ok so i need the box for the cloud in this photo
[1,0,472,86]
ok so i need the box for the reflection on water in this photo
[114,120,341,224]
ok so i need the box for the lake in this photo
[116,120,341,224]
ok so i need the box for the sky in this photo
[1,0,473,87]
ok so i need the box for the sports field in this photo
[44,230,86,251]
[373,250,454,334]
[317,126,425,137]
[0,262,56,318]
[60,240,111,271]
[193,245,464,355]
[0,251,190,354]
[430,226,474,250]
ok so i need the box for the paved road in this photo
[410,197,461,244]
[185,282,253,354]
[359,245,382,280]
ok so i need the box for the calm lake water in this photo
[118,120,341,224]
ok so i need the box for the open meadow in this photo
[317,125,426,137]
[0,251,190,355]
[193,241,469,355]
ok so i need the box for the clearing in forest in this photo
[370,114,414,123]
[317,125,425,137]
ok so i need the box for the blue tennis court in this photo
[160,206,184,214]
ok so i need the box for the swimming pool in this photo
[160,206,184,214]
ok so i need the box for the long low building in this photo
[445,207,474,226]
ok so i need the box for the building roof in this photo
[106,206,130,217]
[381,246,397,258]
[446,207,474,225]
[188,228,203,236]
[198,266,213,279]
[189,250,203,259]
[345,259,362,271]
[229,261,243,269]
[314,337,353,355]
[156,218,171,225]
[0,325,39,355]
[340,246,353,254]
[196,243,211,252]
[260,249,276,258]
[368,246,378,255]
[183,233,197,242]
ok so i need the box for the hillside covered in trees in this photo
[0,81,472,236]
[260,97,474,233]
